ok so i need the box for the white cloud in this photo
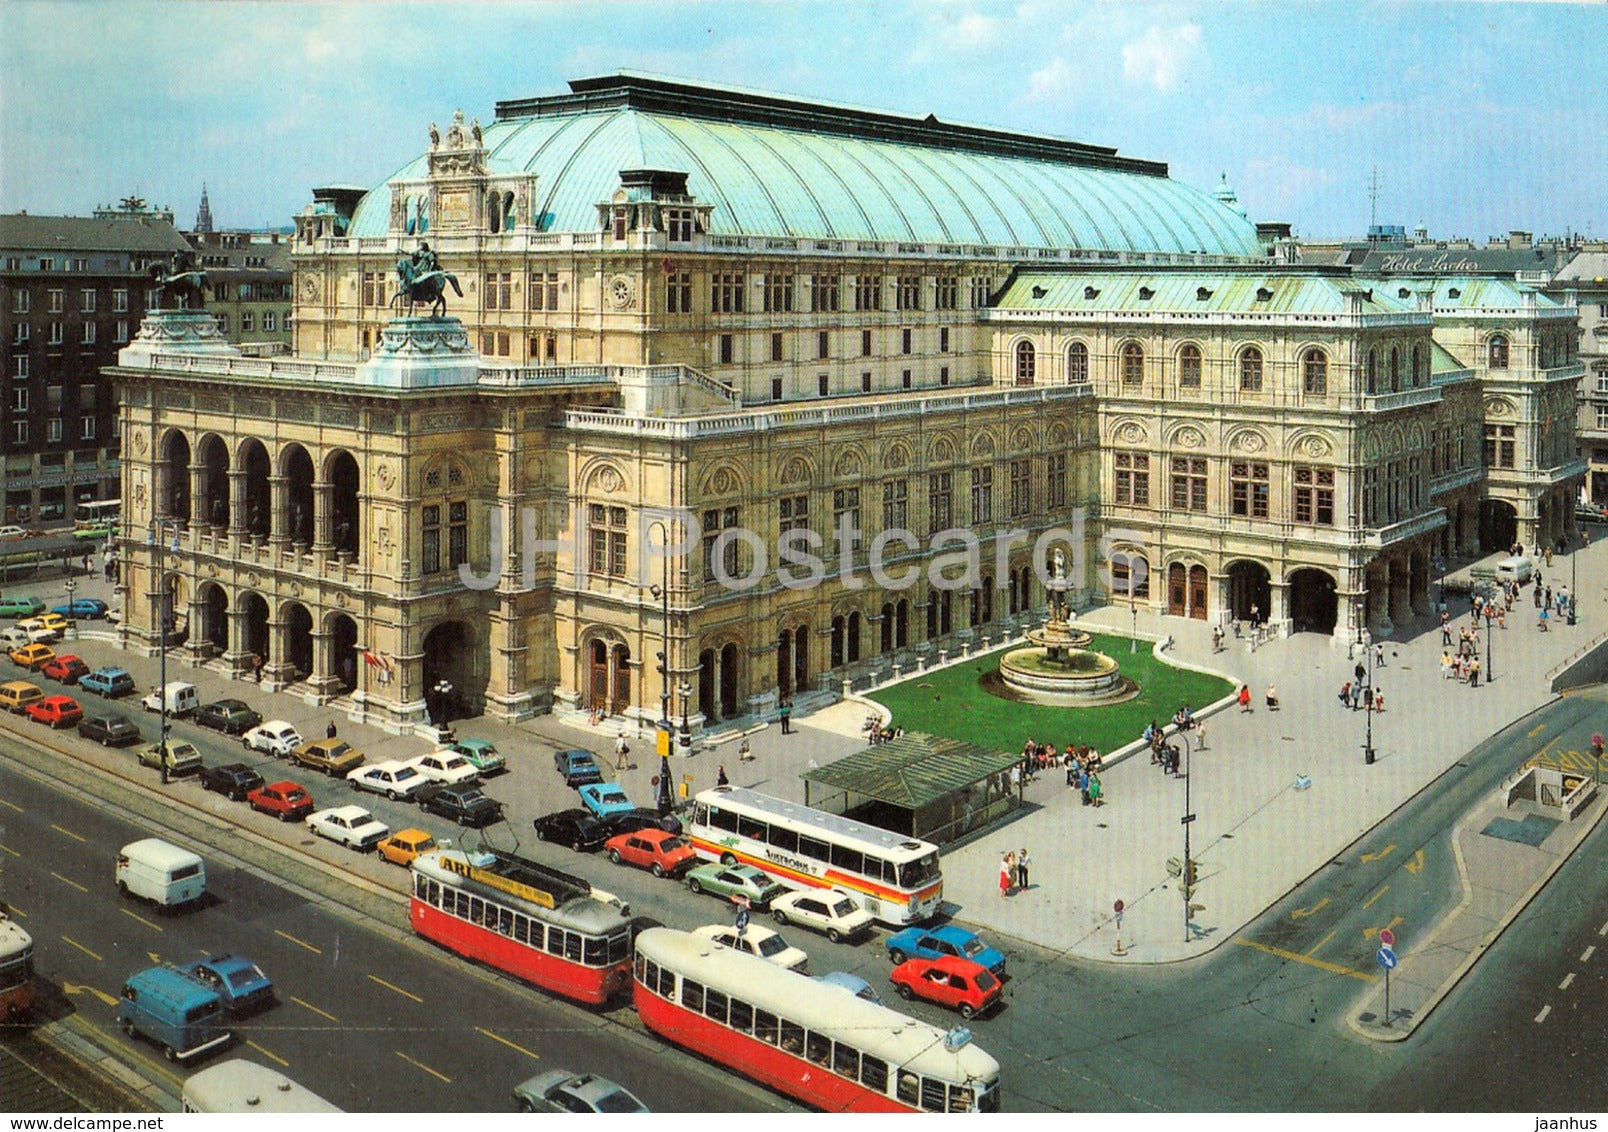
[1018,58,1074,106]
[1121,23,1203,92]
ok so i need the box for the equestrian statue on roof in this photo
[392,241,463,318]
[149,251,207,310]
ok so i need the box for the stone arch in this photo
[1009,424,1035,453]
[195,580,229,655]
[1407,422,1427,451]
[237,438,271,540]
[1226,427,1271,456]
[1362,433,1383,462]
[581,458,630,497]
[1288,430,1335,460]
[1165,421,1207,450]
[1107,417,1149,446]
[237,591,271,664]
[158,428,191,524]
[1047,419,1069,446]
[1065,339,1090,383]
[880,441,912,471]
[699,461,747,498]
[1226,559,1271,622]
[777,453,815,487]
[325,448,361,557]
[832,447,866,480]
[1287,567,1338,634]
[1484,396,1517,419]
[927,434,957,465]
[423,620,483,724]
[1012,338,1037,385]
[280,600,315,683]
[969,430,997,459]
[325,610,359,695]
[1385,424,1406,456]
[279,442,315,546]
[195,433,230,529]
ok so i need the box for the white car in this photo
[347,760,427,800]
[305,805,389,852]
[692,923,810,974]
[16,618,59,643]
[403,751,480,786]
[770,889,876,944]
[242,720,303,758]
[0,526,25,540]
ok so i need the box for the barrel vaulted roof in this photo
[993,270,1417,317]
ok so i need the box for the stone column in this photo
[227,470,248,538]
[307,627,340,697]
[187,594,212,660]
[1387,560,1411,630]
[188,463,206,529]
[264,616,294,687]
[268,475,291,549]
[312,480,335,554]
[1268,580,1292,639]
[225,607,251,672]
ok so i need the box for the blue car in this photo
[578,782,634,819]
[188,953,275,1015]
[80,666,135,699]
[554,747,604,787]
[52,598,109,620]
[885,925,1007,978]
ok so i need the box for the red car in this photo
[246,780,316,822]
[603,828,698,878]
[40,655,91,684]
[889,955,1001,1019]
[26,694,83,728]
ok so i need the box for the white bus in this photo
[686,786,942,925]
[72,499,120,540]
[181,1059,342,1112]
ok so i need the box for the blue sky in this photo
[3,0,1604,240]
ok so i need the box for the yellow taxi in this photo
[33,613,69,636]
[0,681,45,714]
[8,643,55,671]
[376,828,438,867]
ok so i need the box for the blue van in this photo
[117,965,231,1062]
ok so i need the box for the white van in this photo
[116,838,207,908]
[1494,556,1535,585]
[141,681,199,717]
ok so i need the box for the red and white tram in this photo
[0,909,34,1023]
[409,849,633,1006]
[633,927,1001,1112]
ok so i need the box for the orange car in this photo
[603,828,698,878]
[376,828,438,867]
[26,694,83,728]
[8,643,55,671]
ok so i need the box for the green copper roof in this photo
[800,731,1022,809]
[1418,276,1563,312]
[993,271,1417,316]
[1430,340,1472,375]
[347,76,1263,257]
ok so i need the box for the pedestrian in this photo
[739,738,754,762]
[1000,852,1014,897]
[1441,611,1452,646]
[716,764,729,787]
[1374,641,1385,667]
[1238,684,1252,713]
[1079,765,1091,805]
[1249,602,1260,625]
[1016,848,1030,891]
[779,697,793,735]
[1354,660,1367,686]
[1545,585,1553,610]
[1469,657,1481,687]
[253,653,264,683]
[614,733,630,770]
[1545,546,1554,567]
[1265,683,1279,710]
[81,552,91,575]
[325,720,337,739]
[1088,772,1103,807]
[1539,607,1550,631]
[1535,583,1543,609]
[1374,687,1385,712]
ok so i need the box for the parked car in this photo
[0,595,45,618]
[1578,501,1608,525]
[241,720,302,757]
[0,628,30,651]
[885,924,1007,977]
[684,863,786,909]
[77,713,141,747]
[600,807,684,837]
[198,763,266,801]
[771,889,876,944]
[80,667,135,698]
[402,750,479,786]
[246,780,315,822]
[532,808,610,852]
[51,598,109,620]
[578,782,634,820]
[17,614,67,641]
[815,971,882,1005]
[193,699,263,737]
[188,954,275,1015]
[305,805,389,851]
[0,680,45,714]
[376,828,439,867]
[692,923,809,973]
[417,783,503,827]
[8,643,55,671]
[40,654,90,684]
[889,955,1001,1019]
[289,738,365,777]
[512,1070,649,1114]
[347,760,428,800]
[447,738,506,775]
[553,747,603,787]
[604,828,697,877]
[138,740,203,777]
[141,682,198,717]
[26,694,83,728]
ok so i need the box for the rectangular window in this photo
[11,388,27,412]
[1484,424,1516,468]
[971,276,993,308]
[771,376,784,401]
[817,330,830,359]
[970,465,993,524]
[361,271,377,308]
[11,322,28,345]
[763,274,794,313]
[771,332,784,362]
[666,208,695,242]
[448,500,468,568]
[486,271,512,310]
[1171,457,1207,512]
[817,372,829,397]
[1294,465,1336,526]
[853,275,881,312]
[263,313,277,332]
[897,275,922,311]
[589,504,628,578]
[861,329,872,357]
[901,328,912,354]
[832,487,859,536]
[1114,452,1150,505]
[666,271,692,313]
[10,355,25,380]
[901,369,912,389]
[113,289,128,313]
[712,273,745,313]
[928,471,952,532]
[47,418,63,443]
[703,507,741,582]
[81,321,96,344]
[939,326,950,353]
[240,313,253,332]
[810,274,840,313]
[939,365,949,386]
[11,420,27,444]
[1009,458,1031,518]
[11,291,27,314]
[882,479,907,530]
[1047,452,1067,510]
[780,494,809,536]
[936,276,958,311]
[80,415,95,440]
[48,289,63,313]
[718,334,734,365]
[1230,461,1270,519]
[80,289,95,312]
[421,504,441,574]
[861,371,872,393]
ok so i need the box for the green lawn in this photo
[869,631,1234,756]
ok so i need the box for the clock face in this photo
[300,275,319,301]
[608,276,634,310]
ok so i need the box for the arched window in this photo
[1302,348,1328,395]
[1239,346,1263,392]
[1366,348,1379,394]
[1178,344,1202,388]
[1489,334,1509,370]
[1066,342,1089,383]
[1121,342,1144,385]
[487,190,502,234]
[1411,344,1423,387]
[1390,346,1401,392]
[1014,341,1036,385]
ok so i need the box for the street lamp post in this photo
[1433,554,1446,611]
[1592,733,1604,787]
[1483,605,1494,682]
[64,577,75,628]
[1363,634,1376,765]
[647,521,680,755]
[149,519,179,784]
[677,681,692,751]
[1569,540,1578,626]
[1179,730,1196,944]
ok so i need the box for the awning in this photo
[801,732,1021,810]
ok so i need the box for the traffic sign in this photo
[735,908,750,933]
[1180,813,1196,825]
[1113,899,1124,914]
[1376,946,1398,971]
[1378,928,1395,948]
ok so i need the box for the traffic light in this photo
[1181,858,1199,899]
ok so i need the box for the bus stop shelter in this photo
[801,732,1023,847]
[0,533,100,584]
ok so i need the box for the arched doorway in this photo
[610,644,631,715]
[792,624,809,694]
[698,648,717,721]
[196,434,229,529]
[423,621,479,723]
[239,439,271,540]
[880,604,895,653]
[281,444,315,546]
[587,640,608,711]
[719,642,740,719]
[1189,565,1208,620]
[829,617,845,669]
[159,430,191,525]
[1227,561,1271,623]
[326,449,361,557]
[282,601,314,682]
[1167,563,1186,617]
[777,629,794,698]
[238,592,270,662]
[327,612,359,695]
[894,601,908,648]
[198,582,228,654]
[1479,499,1517,553]
[847,612,861,662]
[1288,569,1338,634]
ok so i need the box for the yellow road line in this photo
[1306,929,1338,956]
[476,1026,541,1061]
[394,1050,451,1084]
[61,935,103,962]
[0,842,20,857]
[368,974,423,1003]
[291,996,340,1023]
[1362,884,1390,910]
[1233,937,1376,982]
[275,928,323,954]
[246,1039,289,1068]
[119,907,164,932]
[0,797,22,813]
[51,871,88,893]
[50,823,87,843]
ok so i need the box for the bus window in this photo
[768,826,798,854]
[691,802,709,826]
[728,998,753,1034]
[656,964,676,998]
[779,1020,804,1055]
[682,980,704,1013]
[738,816,768,841]
[860,1055,888,1093]
[899,854,939,888]
[799,835,829,862]
[830,843,863,875]
[805,1031,831,1067]
[709,806,738,834]
[753,1008,779,1045]
[704,989,728,1024]
[832,1042,860,1079]
[920,1078,948,1112]
[414,873,429,900]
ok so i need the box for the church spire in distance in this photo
[194,184,214,233]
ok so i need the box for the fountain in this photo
[993,550,1138,704]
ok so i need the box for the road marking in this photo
[245,1040,289,1068]
[60,935,103,962]
[275,928,323,954]
[394,1051,451,1084]
[1581,945,1596,963]
[1291,897,1331,919]
[1527,723,1548,738]
[477,1026,542,1061]
[1600,919,1608,937]
[50,823,87,843]
[119,907,164,932]
[1360,844,1397,864]
[1306,929,1338,956]
[1559,973,1575,990]
[291,996,340,1023]
[0,797,21,813]
[51,871,88,893]
[1232,937,1376,982]
[63,982,118,1006]
[0,842,20,857]
[1404,848,1426,875]
[2,901,21,917]
[1535,1004,1551,1023]
[368,974,423,1003]
[1362,885,1390,910]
